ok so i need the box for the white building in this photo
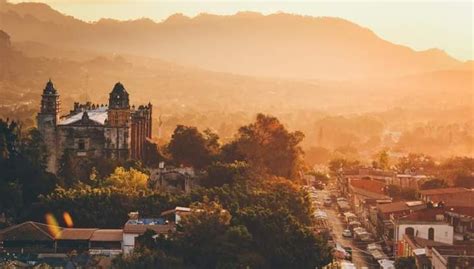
[392,208,454,256]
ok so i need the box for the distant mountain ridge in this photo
[0,1,467,79]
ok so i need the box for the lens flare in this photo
[44,213,61,238]
[63,212,74,228]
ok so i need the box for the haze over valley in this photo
[1,0,472,161]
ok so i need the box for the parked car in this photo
[324,197,332,206]
[343,247,353,261]
[342,229,352,237]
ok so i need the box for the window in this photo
[78,139,85,150]
[428,228,435,240]
[405,227,415,236]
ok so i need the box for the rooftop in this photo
[350,179,386,195]
[419,187,471,196]
[90,229,123,242]
[398,208,448,222]
[377,201,425,214]
[59,106,108,126]
[56,228,97,240]
[0,221,60,241]
[403,234,450,248]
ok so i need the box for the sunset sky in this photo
[8,0,473,61]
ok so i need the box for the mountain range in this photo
[0,1,469,80]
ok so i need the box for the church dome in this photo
[109,82,130,109]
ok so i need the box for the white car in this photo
[342,229,352,237]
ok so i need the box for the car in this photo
[343,247,353,261]
[336,197,347,202]
[342,229,352,237]
[323,197,332,206]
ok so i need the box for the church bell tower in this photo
[37,79,60,131]
[36,79,60,173]
[105,82,131,160]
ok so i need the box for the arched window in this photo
[405,227,415,236]
[428,227,435,240]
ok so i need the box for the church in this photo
[37,80,152,174]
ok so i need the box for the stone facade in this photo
[36,80,152,174]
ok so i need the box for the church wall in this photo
[58,126,106,159]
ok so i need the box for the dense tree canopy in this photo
[221,114,305,179]
[420,178,448,190]
[168,125,219,169]
[0,119,58,222]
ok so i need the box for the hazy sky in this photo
[9,0,473,61]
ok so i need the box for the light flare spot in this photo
[63,212,74,228]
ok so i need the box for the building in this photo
[122,211,179,254]
[376,200,427,252]
[398,235,450,269]
[431,244,474,269]
[419,187,474,207]
[348,179,391,234]
[37,80,153,173]
[0,222,122,255]
[149,166,197,193]
[387,174,430,190]
[393,208,455,257]
[0,209,187,258]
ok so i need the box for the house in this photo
[398,235,450,269]
[337,168,395,195]
[89,229,123,255]
[431,244,474,269]
[56,228,97,253]
[348,179,391,234]
[122,212,176,254]
[444,207,474,240]
[0,223,123,255]
[376,200,426,248]
[386,174,430,190]
[0,221,58,254]
[419,187,474,207]
[149,166,197,193]
[393,208,455,257]
[160,206,192,224]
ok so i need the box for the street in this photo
[313,188,380,269]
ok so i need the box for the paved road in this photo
[313,189,379,269]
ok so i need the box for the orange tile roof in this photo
[350,179,386,195]
[0,221,61,241]
[377,201,411,213]
[90,229,123,242]
[56,228,98,240]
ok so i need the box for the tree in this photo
[112,248,185,269]
[373,149,390,170]
[394,256,416,269]
[396,153,436,173]
[454,175,474,188]
[420,178,448,190]
[143,139,168,168]
[58,151,76,187]
[328,158,360,174]
[201,161,249,188]
[168,125,216,169]
[386,185,417,200]
[222,114,305,179]
[106,167,148,191]
[136,229,158,250]
[171,200,259,269]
